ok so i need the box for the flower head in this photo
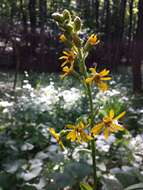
[85,67,111,91]
[91,110,126,140]
[88,34,100,46]
[59,50,77,67]
[66,121,92,143]
[59,34,67,43]
[49,128,64,150]
[61,63,74,79]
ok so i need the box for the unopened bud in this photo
[74,16,82,32]
[63,9,71,22]
[64,24,73,33]
[52,13,63,23]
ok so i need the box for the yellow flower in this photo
[49,128,64,150]
[59,50,76,67]
[91,110,126,140]
[66,121,93,143]
[61,63,74,79]
[59,34,67,43]
[85,67,111,91]
[88,34,100,45]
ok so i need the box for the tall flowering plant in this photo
[50,10,126,190]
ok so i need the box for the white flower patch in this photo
[39,84,59,106]
[59,87,82,110]
[96,134,116,153]
[128,134,143,169]
[0,101,13,107]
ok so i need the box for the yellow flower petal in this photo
[85,77,93,84]
[99,69,110,76]
[88,34,99,45]
[67,131,77,141]
[61,60,68,67]
[104,127,109,140]
[59,141,65,150]
[63,51,69,55]
[59,34,67,42]
[114,111,126,120]
[101,77,112,81]
[59,56,67,60]
[112,123,125,131]
[79,121,86,129]
[81,132,93,142]
[66,124,75,129]
[98,82,108,91]
[91,123,103,136]
[109,109,115,119]
[89,67,96,73]
[49,128,59,140]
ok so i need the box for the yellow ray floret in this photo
[59,34,67,43]
[85,67,112,91]
[49,128,64,150]
[88,34,100,46]
[61,63,74,79]
[66,121,93,143]
[59,50,77,67]
[91,110,126,140]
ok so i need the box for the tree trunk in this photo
[113,0,127,68]
[105,0,110,40]
[132,0,143,93]
[104,0,112,67]
[20,0,27,33]
[29,0,36,33]
[39,0,47,71]
[94,0,100,30]
[28,0,37,69]
[127,0,134,65]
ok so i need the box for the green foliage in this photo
[80,182,93,190]
[0,72,143,189]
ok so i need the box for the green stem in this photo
[79,48,98,189]
[87,85,98,190]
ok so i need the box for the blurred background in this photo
[0,0,142,92]
[0,1,143,190]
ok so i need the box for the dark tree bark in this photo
[128,0,134,44]
[118,0,127,41]
[104,0,110,40]
[127,0,134,65]
[113,0,127,68]
[10,0,16,23]
[104,0,112,67]
[39,0,47,70]
[93,0,99,30]
[132,0,143,93]
[20,0,27,33]
[29,0,36,32]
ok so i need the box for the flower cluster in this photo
[49,9,126,151]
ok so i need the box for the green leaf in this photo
[114,171,139,187]
[64,162,91,180]
[131,169,143,182]
[101,178,123,190]
[80,182,93,190]
[124,183,143,190]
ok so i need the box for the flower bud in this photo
[73,16,82,32]
[52,13,63,23]
[64,24,73,33]
[63,9,71,22]
[59,34,67,43]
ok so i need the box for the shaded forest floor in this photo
[0,70,143,190]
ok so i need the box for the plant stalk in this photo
[79,48,98,189]
[87,85,98,190]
